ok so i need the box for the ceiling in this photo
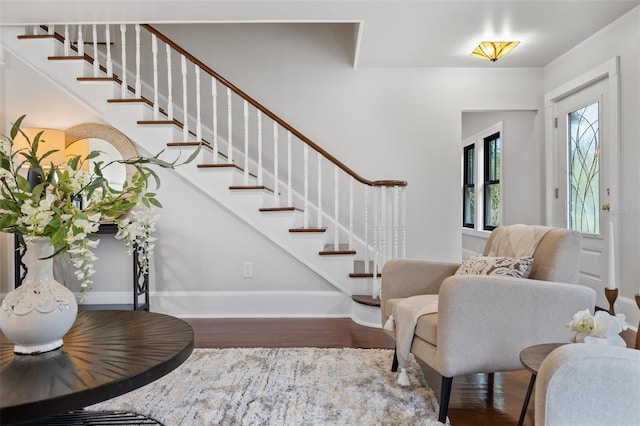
[1,0,638,68]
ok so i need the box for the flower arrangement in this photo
[567,309,628,347]
[0,115,198,297]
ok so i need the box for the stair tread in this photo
[259,207,298,212]
[349,272,382,278]
[289,228,326,233]
[197,163,237,169]
[229,185,267,190]
[351,295,381,307]
[107,98,147,103]
[48,56,85,60]
[18,34,56,39]
[137,120,175,124]
[78,77,116,81]
[319,250,357,256]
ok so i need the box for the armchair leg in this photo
[439,376,453,424]
[391,347,399,372]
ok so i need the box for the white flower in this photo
[567,309,594,333]
[592,311,628,338]
[116,205,159,277]
[567,309,628,346]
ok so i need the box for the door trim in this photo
[544,56,620,291]
[544,57,620,226]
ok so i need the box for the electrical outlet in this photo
[243,262,253,278]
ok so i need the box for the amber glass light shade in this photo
[470,41,520,62]
[12,128,66,167]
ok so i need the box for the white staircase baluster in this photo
[364,186,369,274]
[152,34,159,120]
[401,186,407,258]
[317,154,322,228]
[243,100,249,185]
[47,25,54,36]
[257,110,263,186]
[393,185,399,259]
[303,145,309,228]
[181,54,188,141]
[272,123,279,205]
[334,165,339,250]
[195,65,202,141]
[63,25,70,56]
[166,45,173,120]
[349,177,354,251]
[373,188,379,298]
[105,25,112,77]
[380,186,387,267]
[92,25,98,77]
[212,77,218,163]
[287,131,292,206]
[227,88,233,164]
[135,24,141,97]
[119,25,126,98]
[77,25,84,57]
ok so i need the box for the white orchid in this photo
[115,205,158,277]
[567,309,628,347]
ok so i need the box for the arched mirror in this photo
[64,123,137,190]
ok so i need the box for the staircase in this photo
[1,24,407,327]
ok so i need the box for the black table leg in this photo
[518,373,537,426]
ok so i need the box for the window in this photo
[568,102,600,235]
[461,122,503,233]
[484,132,501,230]
[462,144,475,228]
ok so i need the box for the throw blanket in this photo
[487,224,552,257]
[384,295,439,386]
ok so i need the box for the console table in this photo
[13,222,150,311]
[0,310,194,424]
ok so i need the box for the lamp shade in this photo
[470,41,520,62]
[65,138,90,171]
[12,128,66,168]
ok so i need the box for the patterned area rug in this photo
[88,347,443,425]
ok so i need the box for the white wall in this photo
[543,6,640,325]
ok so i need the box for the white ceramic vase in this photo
[0,236,78,354]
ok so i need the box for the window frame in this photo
[462,144,475,228]
[461,122,503,235]
[483,132,501,231]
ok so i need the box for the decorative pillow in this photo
[455,256,534,278]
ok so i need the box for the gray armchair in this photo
[535,343,640,425]
[381,225,596,424]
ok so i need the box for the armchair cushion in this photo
[535,343,640,426]
[386,298,438,344]
[455,256,533,278]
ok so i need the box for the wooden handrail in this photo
[142,24,406,188]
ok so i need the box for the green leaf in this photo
[148,197,162,208]
[10,115,26,140]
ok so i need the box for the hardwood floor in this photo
[184,317,543,425]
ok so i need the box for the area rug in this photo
[88,347,444,425]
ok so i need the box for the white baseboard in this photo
[147,290,353,319]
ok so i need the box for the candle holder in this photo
[635,294,640,350]
[604,288,618,315]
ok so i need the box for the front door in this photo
[553,78,616,292]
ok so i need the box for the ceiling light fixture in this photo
[470,41,520,62]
